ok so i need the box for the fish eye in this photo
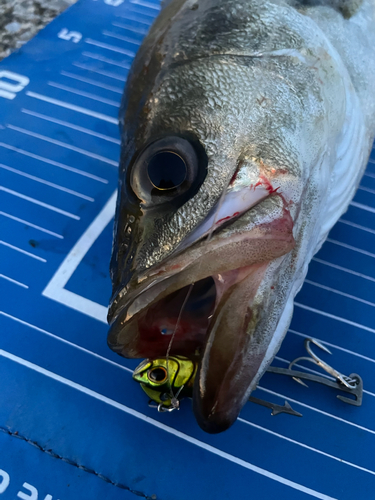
[147,151,187,190]
[130,136,204,206]
[147,366,168,383]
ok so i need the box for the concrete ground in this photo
[0,0,78,61]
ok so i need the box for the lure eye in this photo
[147,366,168,384]
[130,136,203,206]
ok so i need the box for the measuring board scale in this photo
[0,0,375,499]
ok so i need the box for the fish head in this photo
[108,0,338,432]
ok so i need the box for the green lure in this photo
[133,356,197,410]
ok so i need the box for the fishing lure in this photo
[133,339,363,415]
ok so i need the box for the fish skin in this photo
[108,0,375,432]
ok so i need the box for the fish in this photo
[107,0,375,433]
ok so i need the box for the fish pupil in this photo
[147,151,187,190]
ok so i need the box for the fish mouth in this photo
[108,196,295,433]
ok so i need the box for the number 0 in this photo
[0,71,30,100]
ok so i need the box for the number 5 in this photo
[58,29,82,43]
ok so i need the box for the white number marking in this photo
[17,483,38,500]
[0,470,59,499]
[57,29,82,43]
[0,470,10,494]
[0,71,29,100]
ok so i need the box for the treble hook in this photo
[289,338,357,389]
[266,337,363,406]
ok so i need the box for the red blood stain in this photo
[258,174,280,194]
[229,168,240,185]
[216,212,240,225]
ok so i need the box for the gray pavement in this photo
[0,0,78,61]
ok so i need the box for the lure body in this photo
[108,0,375,433]
[133,356,197,408]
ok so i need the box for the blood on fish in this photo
[258,174,280,194]
[229,162,243,185]
[216,212,240,225]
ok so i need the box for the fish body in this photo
[108,0,375,432]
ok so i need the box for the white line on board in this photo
[312,257,375,284]
[21,109,120,145]
[358,185,375,195]
[326,238,375,259]
[102,30,141,45]
[239,418,375,476]
[294,302,375,334]
[0,186,80,220]
[0,241,46,262]
[85,38,136,57]
[0,349,337,500]
[26,91,118,125]
[111,22,148,35]
[257,386,375,436]
[128,4,157,17]
[42,192,117,323]
[60,71,123,94]
[0,164,94,202]
[288,329,375,365]
[0,211,63,239]
[339,218,375,236]
[0,275,28,289]
[130,0,160,10]
[116,13,152,25]
[0,312,131,373]
[350,201,375,214]
[48,82,120,107]
[7,125,118,166]
[0,142,108,183]
[81,51,131,69]
[73,62,127,82]
[304,279,375,308]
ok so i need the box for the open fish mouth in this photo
[108,194,295,433]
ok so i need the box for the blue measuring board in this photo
[0,1,374,498]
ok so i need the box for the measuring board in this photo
[0,1,374,499]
